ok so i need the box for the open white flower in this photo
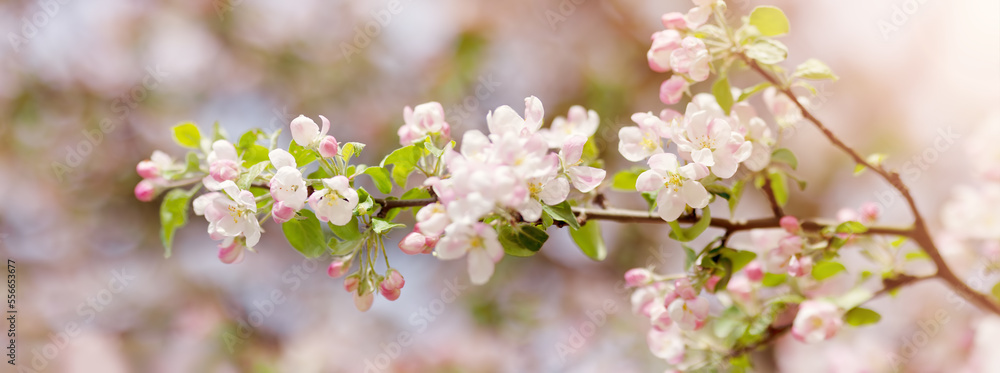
[434,222,504,285]
[673,107,752,178]
[636,153,710,221]
[195,181,262,248]
[308,176,359,225]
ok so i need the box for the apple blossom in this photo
[318,135,339,158]
[647,327,685,365]
[486,96,544,138]
[136,150,174,179]
[290,114,333,148]
[763,87,804,128]
[730,102,775,172]
[625,268,653,287]
[559,136,606,193]
[792,300,843,343]
[744,260,764,282]
[379,269,405,301]
[660,75,688,105]
[780,215,801,234]
[537,105,599,148]
[434,222,504,285]
[635,153,710,222]
[416,203,450,236]
[399,231,433,255]
[669,37,710,82]
[647,29,683,73]
[134,180,156,202]
[308,176,359,225]
[618,112,673,162]
[661,12,687,29]
[672,107,752,179]
[268,149,307,223]
[203,140,241,191]
[197,181,262,248]
[218,238,245,264]
[667,296,709,330]
[683,0,715,28]
[327,259,350,278]
[354,291,374,312]
[788,255,813,277]
[398,101,451,145]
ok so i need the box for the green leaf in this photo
[904,251,930,261]
[236,161,270,190]
[745,39,788,65]
[793,58,838,81]
[992,281,1000,301]
[362,166,393,194]
[812,261,847,280]
[237,129,263,151]
[611,168,644,191]
[172,122,202,148]
[211,121,226,141]
[355,188,374,215]
[767,170,789,206]
[712,77,734,115]
[668,207,712,242]
[704,184,731,200]
[499,225,548,257]
[836,221,868,234]
[160,188,196,257]
[569,221,606,261]
[329,215,363,241]
[749,6,790,36]
[542,201,580,230]
[729,179,745,215]
[242,145,270,167]
[723,249,757,272]
[341,142,366,159]
[762,273,787,287]
[770,148,798,170]
[371,217,405,234]
[737,82,772,102]
[288,140,316,167]
[183,151,201,174]
[683,245,698,271]
[281,210,327,258]
[835,288,874,309]
[381,145,424,187]
[844,307,881,326]
[328,237,364,256]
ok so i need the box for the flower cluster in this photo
[647,0,723,104]
[627,271,712,366]
[400,97,607,284]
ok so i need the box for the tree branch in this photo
[739,54,1000,315]
[761,176,784,217]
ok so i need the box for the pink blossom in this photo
[434,223,504,285]
[647,29,683,73]
[792,300,843,343]
[327,259,350,278]
[780,215,801,234]
[289,114,331,148]
[204,140,241,190]
[625,268,653,287]
[538,105,599,148]
[136,150,173,179]
[318,136,339,158]
[486,96,544,138]
[559,135,606,193]
[647,327,685,364]
[416,203,451,236]
[744,260,764,282]
[730,102,775,172]
[788,256,813,277]
[217,238,245,264]
[354,291,374,312]
[659,76,688,105]
[134,180,156,202]
[763,87,803,127]
[379,269,405,301]
[635,153,710,221]
[661,12,687,29]
[667,296,709,331]
[859,202,880,224]
[399,102,451,145]
[669,37,710,82]
[672,107,752,179]
[399,232,430,255]
[308,176,359,225]
[194,181,262,248]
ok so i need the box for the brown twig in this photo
[761,176,785,217]
[739,54,1000,315]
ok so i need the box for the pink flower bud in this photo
[327,259,350,278]
[705,275,721,292]
[624,268,653,287]
[136,160,159,179]
[659,76,688,105]
[134,180,156,202]
[218,240,245,264]
[661,12,687,29]
[399,232,428,255]
[779,215,800,234]
[379,270,405,301]
[353,291,374,312]
[318,135,339,158]
[744,260,764,282]
[209,159,240,182]
[673,278,697,300]
[421,235,439,254]
[860,202,880,223]
[650,308,673,331]
[290,115,320,147]
[788,256,813,278]
[271,202,296,224]
[777,235,803,256]
[343,275,360,293]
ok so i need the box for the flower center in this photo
[641,137,659,151]
[663,173,683,192]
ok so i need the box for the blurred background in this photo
[1,0,998,372]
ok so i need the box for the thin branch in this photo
[739,54,1000,315]
[761,176,784,217]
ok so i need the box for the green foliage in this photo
[381,144,425,188]
[183,151,201,174]
[160,187,196,257]
[236,161,270,190]
[281,210,327,258]
[668,207,712,242]
[288,140,316,167]
[749,6,790,36]
[499,225,548,257]
[844,307,882,326]
[569,221,606,261]
[835,221,868,234]
[329,216,363,241]
[834,288,874,309]
[737,82,772,102]
[329,237,364,256]
[611,168,644,191]
[354,188,375,215]
[362,166,393,194]
[770,148,798,170]
[542,201,580,230]
[341,142,366,159]
[761,273,787,287]
[728,179,745,215]
[371,217,405,234]
[993,281,1000,301]
[793,59,839,81]
[811,261,846,280]
[172,122,202,148]
[745,39,788,65]
[767,170,789,206]
[712,77,734,115]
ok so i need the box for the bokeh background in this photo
[2,0,999,372]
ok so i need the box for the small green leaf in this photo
[835,288,874,309]
[242,145,270,167]
[729,179,745,215]
[745,39,788,65]
[668,206,712,242]
[172,122,202,148]
[749,6,790,36]
[723,249,757,272]
[371,217,406,234]
[770,148,798,170]
[737,82,772,102]
[712,77,734,115]
[762,273,787,287]
[236,161,270,190]
[542,201,580,230]
[381,145,424,187]
[793,58,838,81]
[362,166,393,194]
[844,307,881,326]
[767,170,789,206]
[237,129,263,151]
[683,245,698,270]
[341,142,366,159]
[160,188,196,257]
[183,151,201,174]
[355,188,374,215]
[569,221,606,261]
[329,237,364,256]
[611,168,644,191]
[281,210,327,258]
[812,261,847,281]
[499,225,548,257]
[329,216,363,241]
[836,221,868,234]
[288,140,317,167]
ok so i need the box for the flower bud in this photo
[659,76,687,105]
[218,240,245,264]
[271,202,296,224]
[209,159,240,182]
[777,235,803,256]
[379,270,405,301]
[792,300,842,343]
[399,232,428,255]
[327,259,350,278]
[860,202,880,223]
[650,308,673,331]
[290,115,320,147]
[673,278,697,300]
[136,160,159,179]
[624,268,653,287]
[779,215,800,234]
[343,275,360,293]
[744,260,764,282]
[134,180,156,202]
[705,275,721,292]
[353,291,374,312]
[788,256,813,278]
[318,135,339,158]
[661,12,687,29]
